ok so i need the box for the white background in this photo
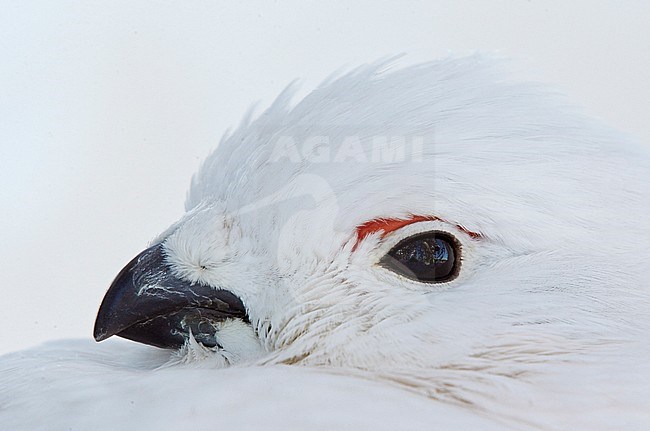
[1,1,649,355]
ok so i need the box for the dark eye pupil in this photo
[380,233,458,282]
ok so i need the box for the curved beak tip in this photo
[93,312,118,342]
[93,326,109,342]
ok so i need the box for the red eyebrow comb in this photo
[353,215,480,251]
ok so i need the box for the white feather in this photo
[2,55,649,430]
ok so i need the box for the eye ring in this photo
[379,231,461,283]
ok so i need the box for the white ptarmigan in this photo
[1,56,649,430]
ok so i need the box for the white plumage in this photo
[2,56,649,430]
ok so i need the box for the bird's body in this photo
[2,56,649,430]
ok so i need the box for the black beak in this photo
[93,244,248,349]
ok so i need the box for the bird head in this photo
[94,57,650,404]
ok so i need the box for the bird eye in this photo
[380,232,459,283]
